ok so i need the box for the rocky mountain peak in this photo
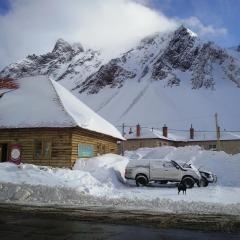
[174,25,197,38]
[0,38,100,85]
[52,38,72,53]
[52,38,84,54]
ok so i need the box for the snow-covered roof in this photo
[0,76,124,140]
[125,127,240,142]
[125,128,174,141]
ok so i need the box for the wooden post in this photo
[215,113,221,151]
[121,123,125,156]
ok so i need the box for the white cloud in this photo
[0,1,228,70]
[183,16,227,37]
[0,0,178,69]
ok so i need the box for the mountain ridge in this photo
[1,26,240,130]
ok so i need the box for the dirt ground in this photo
[0,202,239,232]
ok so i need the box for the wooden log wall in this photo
[0,128,72,167]
[71,128,118,166]
[0,127,119,168]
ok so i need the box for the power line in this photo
[115,125,240,133]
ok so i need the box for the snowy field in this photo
[0,146,240,215]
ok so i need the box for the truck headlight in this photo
[125,169,132,175]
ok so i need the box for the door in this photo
[150,160,164,180]
[161,161,181,181]
[0,144,8,162]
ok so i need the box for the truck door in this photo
[161,161,181,181]
[150,160,164,180]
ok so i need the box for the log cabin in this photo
[0,76,124,167]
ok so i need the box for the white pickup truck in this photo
[125,159,202,188]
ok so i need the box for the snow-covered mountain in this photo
[0,39,106,90]
[78,26,240,94]
[1,26,240,130]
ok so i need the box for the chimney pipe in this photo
[162,124,168,138]
[129,127,133,134]
[217,126,221,140]
[136,124,141,137]
[190,124,194,139]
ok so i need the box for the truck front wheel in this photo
[136,174,149,187]
[199,177,209,187]
[182,176,195,189]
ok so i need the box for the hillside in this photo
[1,26,240,130]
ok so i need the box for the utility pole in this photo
[121,123,125,156]
[215,113,221,151]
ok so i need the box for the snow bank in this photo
[0,154,129,197]
[73,154,128,188]
[1,182,240,215]
[0,147,240,214]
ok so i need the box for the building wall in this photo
[124,138,240,154]
[182,140,240,154]
[71,128,118,166]
[0,128,72,167]
[124,138,175,151]
[0,127,119,168]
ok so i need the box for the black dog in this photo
[178,182,186,195]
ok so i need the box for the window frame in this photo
[78,143,94,158]
[34,139,52,160]
[209,144,217,151]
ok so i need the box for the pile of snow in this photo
[73,154,128,188]
[0,153,128,197]
[0,147,240,214]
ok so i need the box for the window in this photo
[34,140,52,160]
[43,141,52,159]
[34,141,42,159]
[78,144,94,157]
[209,144,217,151]
[163,162,174,168]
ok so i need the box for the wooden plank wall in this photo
[0,127,119,168]
[124,138,175,151]
[180,140,240,154]
[0,128,72,167]
[71,128,118,166]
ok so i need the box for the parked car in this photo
[125,159,202,188]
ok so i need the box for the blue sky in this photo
[147,0,239,47]
[0,0,10,15]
